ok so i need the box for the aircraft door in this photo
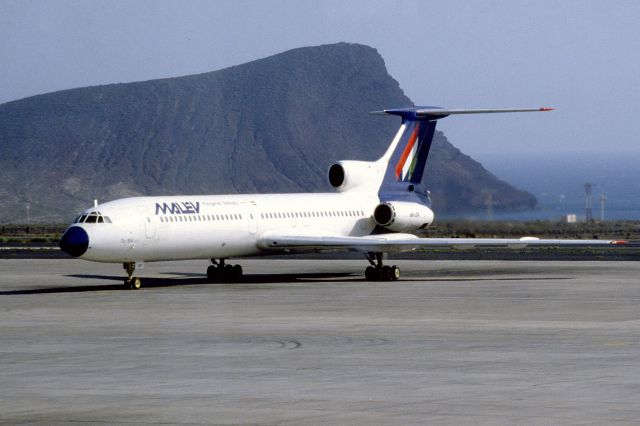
[144,216,157,239]
[137,205,157,240]
[247,202,258,235]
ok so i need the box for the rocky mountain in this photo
[0,43,535,223]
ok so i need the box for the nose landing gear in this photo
[364,252,400,281]
[207,259,243,282]
[123,262,142,289]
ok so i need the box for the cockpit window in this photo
[76,211,112,224]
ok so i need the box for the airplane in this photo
[59,106,626,289]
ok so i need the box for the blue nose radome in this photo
[59,226,89,257]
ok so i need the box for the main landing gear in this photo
[364,252,400,281]
[207,259,243,282]
[123,262,142,289]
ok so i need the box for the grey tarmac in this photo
[1,258,639,425]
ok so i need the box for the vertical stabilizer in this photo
[374,108,439,201]
[371,106,553,201]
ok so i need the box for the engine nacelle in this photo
[328,161,380,192]
[373,201,434,232]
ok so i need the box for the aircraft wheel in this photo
[232,264,243,282]
[381,265,391,281]
[365,266,375,281]
[131,277,142,290]
[207,265,218,281]
[390,265,400,281]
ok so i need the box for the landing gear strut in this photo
[207,259,243,282]
[123,262,142,289]
[364,252,400,281]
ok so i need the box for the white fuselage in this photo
[76,191,381,263]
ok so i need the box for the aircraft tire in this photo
[382,266,391,281]
[232,264,243,282]
[131,277,142,290]
[365,266,375,281]
[207,265,219,282]
[390,265,400,281]
[221,264,232,282]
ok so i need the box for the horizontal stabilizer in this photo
[371,107,554,121]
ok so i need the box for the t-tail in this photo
[372,106,554,202]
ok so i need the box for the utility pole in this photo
[599,192,606,221]
[584,183,595,222]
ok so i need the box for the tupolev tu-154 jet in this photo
[59,106,626,289]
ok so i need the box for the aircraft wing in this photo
[257,233,627,253]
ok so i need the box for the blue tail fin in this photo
[372,105,553,201]
[375,107,439,201]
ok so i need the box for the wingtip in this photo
[611,240,629,245]
[539,107,555,112]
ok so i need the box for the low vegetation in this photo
[421,220,640,240]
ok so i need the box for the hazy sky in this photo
[2,0,639,159]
